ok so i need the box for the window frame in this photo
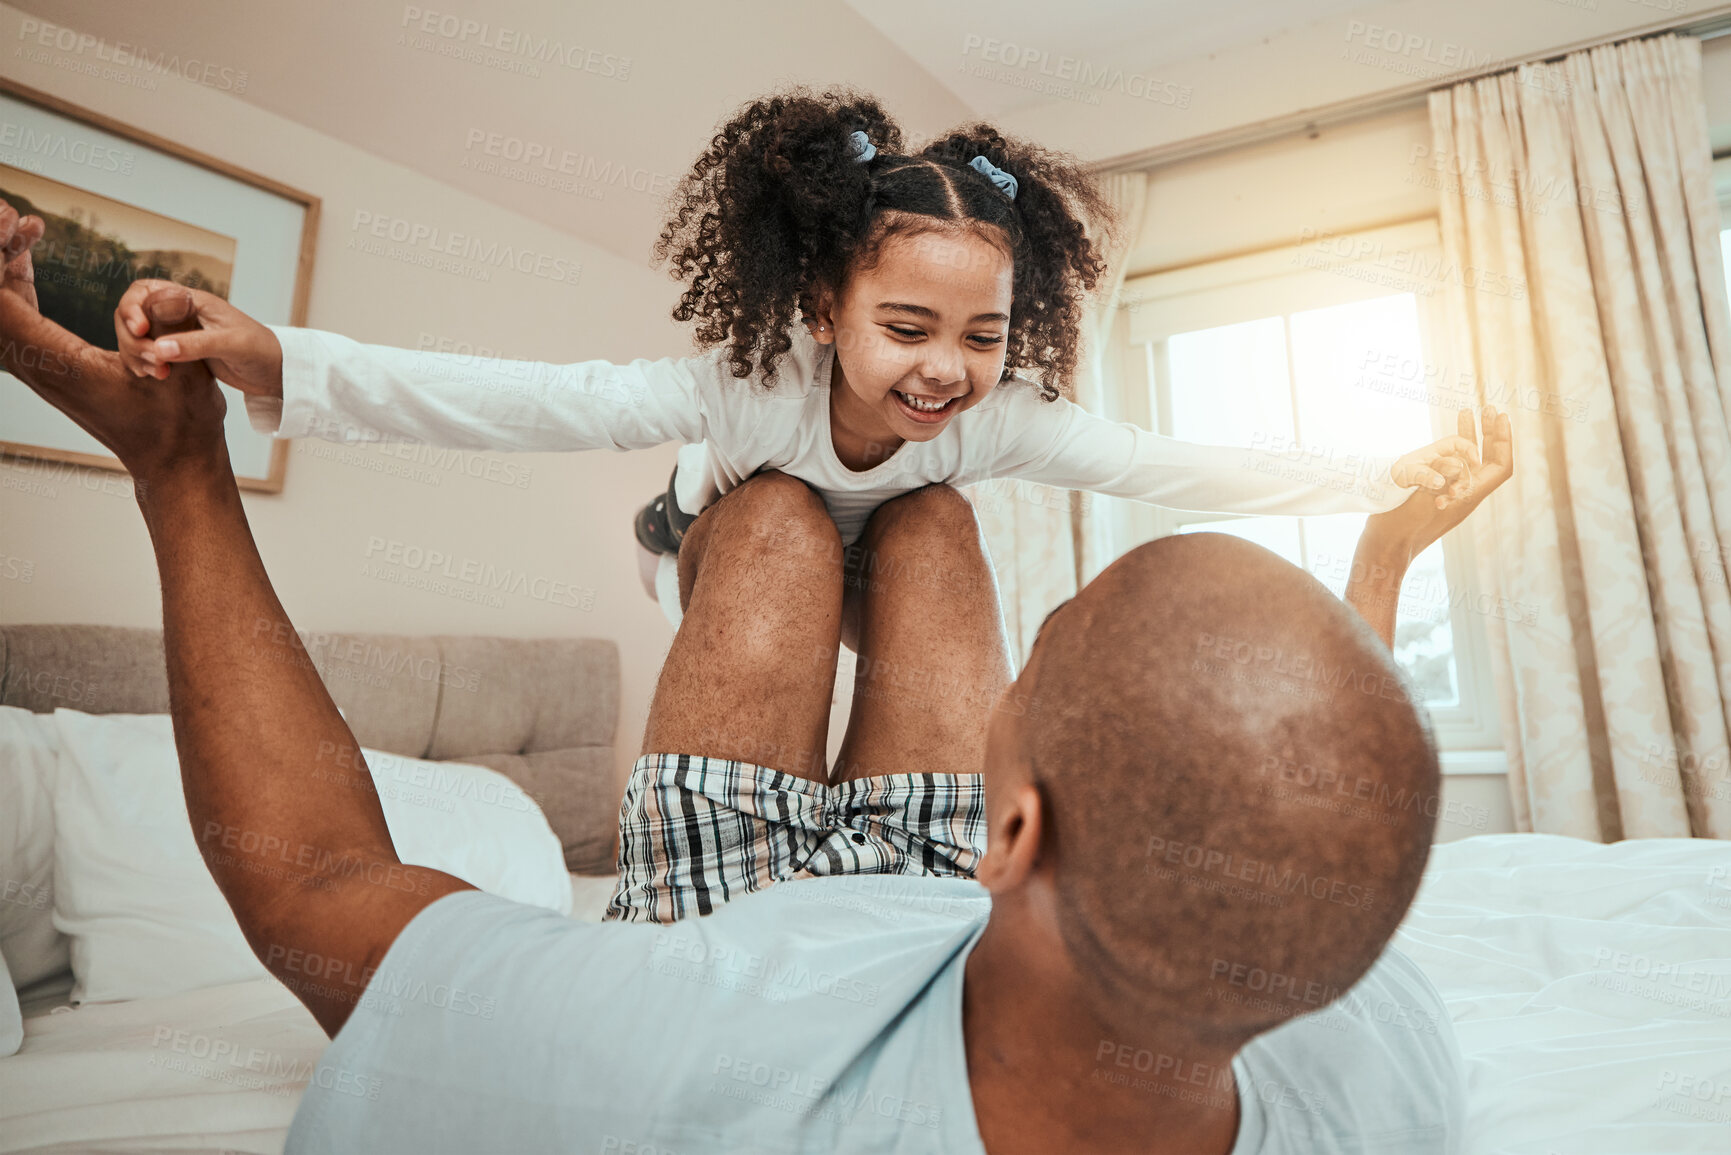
[1098,218,1505,759]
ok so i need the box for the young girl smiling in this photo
[115,87,1475,628]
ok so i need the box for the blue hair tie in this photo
[969,155,1017,201]
[848,130,877,164]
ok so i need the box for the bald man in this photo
[0,201,1506,1154]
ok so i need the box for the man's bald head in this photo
[1013,533,1438,1045]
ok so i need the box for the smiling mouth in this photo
[894,390,961,418]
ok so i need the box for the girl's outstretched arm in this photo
[115,279,712,454]
[982,384,1481,519]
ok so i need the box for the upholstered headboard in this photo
[0,624,621,875]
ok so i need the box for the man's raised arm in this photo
[0,204,470,1037]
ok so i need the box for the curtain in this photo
[1431,33,1731,839]
[969,172,1151,663]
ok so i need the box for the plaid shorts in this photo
[605,753,987,924]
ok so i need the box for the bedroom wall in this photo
[0,2,689,791]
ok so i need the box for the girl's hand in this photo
[1369,406,1514,564]
[1389,428,1484,504]
[115,280,285,401]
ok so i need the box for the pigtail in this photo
[920,126,1118,400]
[654,87,903,384]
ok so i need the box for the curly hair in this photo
[652,85,1119,400]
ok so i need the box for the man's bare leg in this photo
[834,486,1013,782]
[640,471,843,781]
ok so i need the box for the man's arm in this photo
[1343,406,1514,648]
[0,204,471,1038]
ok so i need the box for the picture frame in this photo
[0,77,318,493]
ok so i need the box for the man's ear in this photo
[975,781,1044,894]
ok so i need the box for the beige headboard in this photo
[0,624,621,875]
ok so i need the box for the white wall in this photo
[0,2,687,790]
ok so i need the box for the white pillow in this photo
[51,710,571,1004]
[0,947,21,1056]
[0,706,67,990]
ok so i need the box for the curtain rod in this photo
[1091,4,1731,174]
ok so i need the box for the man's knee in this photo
[692,471,840,570]
[862,484,981,554]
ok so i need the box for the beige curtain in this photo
[970,172,1150,663]
[1432,33,1731,839]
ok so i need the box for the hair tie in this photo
[969,155,1017,201]
[848,130,877,164]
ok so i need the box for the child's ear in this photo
[805,289,837,344]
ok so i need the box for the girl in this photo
[115,87,1474,630]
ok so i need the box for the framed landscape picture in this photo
[0,78,318,492]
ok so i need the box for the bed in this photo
[3,626,1729,1152]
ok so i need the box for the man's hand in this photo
[0,203,232,486]
[116,278,284,401]
[1368,406,1513,568]
[1347,406,1514,648]
[0,203,230,487]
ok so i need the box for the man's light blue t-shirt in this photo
[285,875,1464,1154]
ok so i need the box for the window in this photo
[1717,155,1731,310]
[1103,219,1502,753]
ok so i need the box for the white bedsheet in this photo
[1395,833,1731,1153]
[2,841,1727,1153]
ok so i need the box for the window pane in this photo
[1289,293,1434,455]
[1160,289,1463,709]
[1307,516,1459,708]
[1392,543,1459,707]
[1176,517,1302,565]
[1721,228,1731,314]
[1167,316,1293,447]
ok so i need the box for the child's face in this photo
[819,226,1014,445]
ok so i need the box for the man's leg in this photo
[641,469,842,780]
[613,472,846,921]
[834,485,1013,782]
